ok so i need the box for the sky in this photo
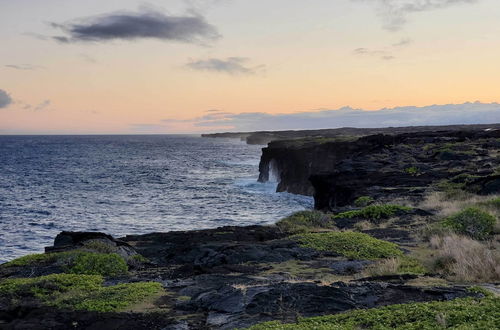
[0,0,499,134]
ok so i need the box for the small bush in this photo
[441,207,496,240]
[294,231,403,260]
[276,210,335,234]
[68,253,128,276]
[430,234,500,282]
[0,274,163,312]
[353,196,374,207]
[333,205,412,223]
[248,296,500,330]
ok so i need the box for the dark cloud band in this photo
[51,9,220,44]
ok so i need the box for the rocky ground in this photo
[1,125,499,329]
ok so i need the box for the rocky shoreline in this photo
[1,125,499,329]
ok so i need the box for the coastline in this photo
[1,124,499,329]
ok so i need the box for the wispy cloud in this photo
[186,57,265,75]
[353,47,394,60]
[5,64,43,71]
[0,89,13,109]
[34,100,51,111]
[392,37,412,47]
[50,8,220,44]
[164,102,500,132]
[356,0,480,31]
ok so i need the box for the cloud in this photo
[50,8,220,44]
[186,57,264,75]
[34,100,51,111]
[356,0,479,31]
[392,37,412,47]
[166,102,500,132]
[0,89,13,108]
[353,47,394,60]
[5,64,42,70]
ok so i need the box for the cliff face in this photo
[258,129,500,208]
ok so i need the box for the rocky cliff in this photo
[258,126,500,209]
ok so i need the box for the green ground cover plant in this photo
[247,296,499,330]
[0,273,163,312]
[294,231,402,260]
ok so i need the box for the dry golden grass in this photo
[421,192,499,218]
[429,234,500,283]
[364,257,400,277]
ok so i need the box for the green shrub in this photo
[68,253,128,276]
[441,207,496,240]
[277,210,334,234]
[353,196,374,207]
[294,231,403,260]
[2,251,128,277]
[333,205,412,223]
[247,296,500,330]
[0,273,163,313]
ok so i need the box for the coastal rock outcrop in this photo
[258,128,500,209]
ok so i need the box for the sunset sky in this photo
[1,0,500,134]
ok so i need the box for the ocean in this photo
[0,135,313,263]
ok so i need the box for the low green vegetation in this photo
[247,296,499,330]
[404,166,420,176]
[353,196,374,208]
[294,231,403,260]
[68,253,128,276]
[2,253,61,267]
[441,207,496,240]
[0,273,163,312]
[333,204,412,223]
[276,210,335,234]
[2,251,128,277]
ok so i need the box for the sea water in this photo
[0,135,312,262]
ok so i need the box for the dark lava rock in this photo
[179,281,477,329]
[47,231,138,260]
[0,306,176,330]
